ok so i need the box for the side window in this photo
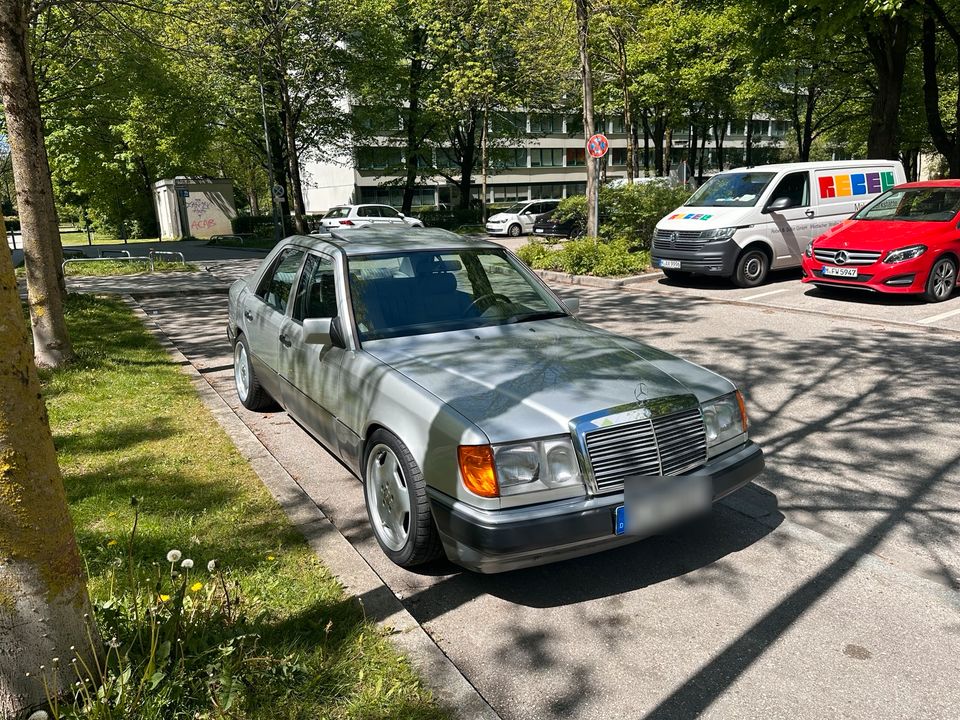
[292,254,339,321]
[771,172,810,208]
[256,248,305,313]
[379,206,400,218]
[358,206,378,217]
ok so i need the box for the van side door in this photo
[762,171,813,267]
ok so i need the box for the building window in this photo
[531,148,564,167]
[491,184,529,203]
[610,148,627,166]
[566,148,586,166]
[566,115,584,136]
[492,111,527,134]
[566,182,586,197]
[359,186,437,208]
[610,116,626,134]
[356,147,403,170]
[531,183,565,199]
[491,148,528,169]
[529,114,562,134]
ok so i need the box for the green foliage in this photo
[517,237,650,277]
[40,295,449,720]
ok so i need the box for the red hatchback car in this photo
[801,180,960,302]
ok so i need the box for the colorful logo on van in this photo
[667,213,713,221]
[818,171,895,199]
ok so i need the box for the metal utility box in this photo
[154,177,236,239]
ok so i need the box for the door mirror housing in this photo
[765,196,793,213]
[562,297,580,316]
[303,317,333,345]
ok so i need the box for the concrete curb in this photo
[124,297,502,720]
[532,268,664,289]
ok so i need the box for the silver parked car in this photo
[318,204,424,232]
[227,227,764,573]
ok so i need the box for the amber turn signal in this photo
[736,390,749,431]
[458,445,499,498]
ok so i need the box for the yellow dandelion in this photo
[190,582,203,593]
[158,594,170,602]
[106,539,118,547]
[267,555,275,561]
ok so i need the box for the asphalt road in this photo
[131,257,960,720]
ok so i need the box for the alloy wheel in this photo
[365,443,411,551]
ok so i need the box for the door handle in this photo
[243,310,253,321]
[804,209,815,218]
[279,333,292,348]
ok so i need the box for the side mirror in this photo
[303,317,333,345]
[398,212,405,218]
[765,196,792,213]
[562,297,580,316]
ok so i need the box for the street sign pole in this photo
[586,132,609,239]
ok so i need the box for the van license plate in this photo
[660,259,681,270]
[534,228,544,233]
[823,266,858,278]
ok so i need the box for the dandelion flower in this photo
[207,559,217,572]
[267,555,275,561]
[181,558,194,570]
[107,539,117,547]
[190,582,203,592]
[159,594,170,602]
[166,549,182,563]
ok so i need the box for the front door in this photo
[243,247,306,399]
[278,252,345,448]
[764,171,814,267]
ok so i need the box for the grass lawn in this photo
[62,259,200,276]
[58,229,160,246]
[40,294,448,719]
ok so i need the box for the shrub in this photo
[517,237,650,277]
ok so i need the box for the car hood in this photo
[656,206,752,230]
[814,219,949,249]
[363,318,733,443]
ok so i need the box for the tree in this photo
[0,214,97,716]
[920,0,960,176]
[574,0,599,236]
[0,0,73,368]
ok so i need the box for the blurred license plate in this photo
[535,228,545,233]
[659,259,681,270]
[823,266,858,278]
[615,475,712,536]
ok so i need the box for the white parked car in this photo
[318,204,424,232]
[485,200,560,237]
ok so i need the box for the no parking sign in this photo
[587,133,609,158]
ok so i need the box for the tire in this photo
[363,429,443,568]
[734,248,770,288]
[233,335,275,411]
[661,268,690,281]
[923,256,957,303]
[507,223,522,237]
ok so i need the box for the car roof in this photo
[721,160,901,174]
[292,227,504,256]
[895,179,960,189]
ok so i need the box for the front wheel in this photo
[924,256,957,302]
[363,430,443,568]
[234,335,275,411]
[734,248,769,288]
[507,223,522,237]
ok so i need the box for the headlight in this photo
[700,227,737,241]
[804,241,813,258]
[701,391,747,449]
[459,437,585,499]
[884,244,926,264]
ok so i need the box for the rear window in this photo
[323,207,351,219]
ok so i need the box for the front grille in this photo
[584,407,707,493]
[654,229,706,252]
[813,248,882,266]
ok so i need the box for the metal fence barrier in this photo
[149,250,186,264]
[210,234,245,245]
[99,249,132,258]
[63,256,154,273]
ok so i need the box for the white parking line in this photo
[918,305,960,324]
[742,288,790,302]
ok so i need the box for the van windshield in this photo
[685,172,776,208]
[854,187,960,222]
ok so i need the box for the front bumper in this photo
[429,440,764,573]
[800,255,928,294]
[651,237,740,277]
[485,223,509,236]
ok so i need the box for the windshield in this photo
[854,187,960,222]
[685,172,776,208]
[503,203,527,214]
[348,249,566,341]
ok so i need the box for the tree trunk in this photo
[280,82,307,233]
[574,0,598,237]
[650,112,665,176]
[481,102,489,222]
[614,31,634,183]
[864,14,911,160]
[713,115,727,170]
[745,114,754,165]
[248,182,260,215]
[921,12,960,177]
[664,126,673,175]
[402,25,426,214]
[0,0,73,368]
[0,215,98,718]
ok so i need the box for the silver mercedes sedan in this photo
[227,228,764,573]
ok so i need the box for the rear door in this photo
[242,247,307,399]
[278,252,346,448]
[763,170,813,267]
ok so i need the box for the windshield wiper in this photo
[503,310,568,324]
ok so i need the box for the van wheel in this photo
[923,257,957,302]
[734,249,769,288]
[508,223,522,237]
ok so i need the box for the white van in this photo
[651,160,907,287]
